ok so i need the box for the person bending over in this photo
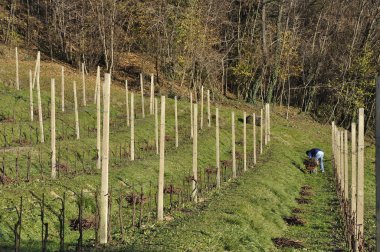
[306,148,324,173]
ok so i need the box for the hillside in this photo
[0,46,376,251]
[1,0,379,130]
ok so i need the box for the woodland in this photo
[2,0,380,129]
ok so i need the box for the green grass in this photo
[0,46,375,251]
[99,110,346,251]
[0,48,262,251]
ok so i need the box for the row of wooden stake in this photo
[14,48,272,245]
[331,108,365,251]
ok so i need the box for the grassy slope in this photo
[102,110,347,251]
[0,47,260,251]
[361,142,375,250]
[0,46,375,251]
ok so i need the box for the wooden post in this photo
[332,124,335,166]
[190,92,193,138]
[207,90,211,127]
[140,73,145,118]
[51,79,56,179]
[340,131,344,193]
[376,77,380,251]
[200,86,204,129]
[60,67,64,112]
[344,130,349,200]
[332,122,335,159]
[232,111,236,178]
[337,129,341,183]
[82,63,86,106]
[336,130,341,182]
[150,74,154,115]
[94,68,98,104]
[36,52,44,143]
[125,80,130,126]
[157,96,166,221]
[155,98,159,155]
[267,103,271,142]
[243,111,247,172]
[253,113,257,165]
[265,104,268,145]
[99,73,111,244]
[260,109,263,154]
[131,93,135,161]
[32,51,40,89]
[96,68,101,170]
[15,47,19,90]
[192,104,198,202]
[216,107,220,188]
[357,108,365,247]
[73,81,80,140]
[175,96,178,148]
[351,122,357,221]
[29,70,33,122]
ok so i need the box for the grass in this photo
[101,109,347,251]
[0,47,262,251]
[0,45,375,251]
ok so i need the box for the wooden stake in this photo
[32,51,40,89]
[207,90,211,127]
[243,111,247,172]
[216,108,220,188]
[190,92,193,138]
[150,74,154,115]
[260,109,263,154]
[157,96,166,221]
[332,122,335,158]
[344,130,349,200]
[130,93,135,161]
[29,70,33,122]
[51,79,56,179]
[336,129,341,183]
[200,86,204,129]
[125,80,130,126]
[36,52,44,143]
[340,131,344,192]
[357,108,365,246]
[99,73,111,244]
[376,77,380,251]
[192,104,198,202]
[82,63,86,106]
[15,47,19,90]
[351,122,357,218]
[265,104,268,145]
[175,96,178,148]
[73,81,80,140]
[96,68,101,169]
[267,103,271,142]
[94,71,98,105]
[335,126,339,174]
[253,113,257,165]
[155,98,159,155]
[61,67,65,112]
[140,73,145,118]
[232,111,236,178]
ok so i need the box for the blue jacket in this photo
[308,148,321,158]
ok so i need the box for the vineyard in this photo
[0,46,377,251]
[0,47,273,251]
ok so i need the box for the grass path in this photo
[100,110,346,251]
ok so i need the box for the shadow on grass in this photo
[292,160,306,173]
